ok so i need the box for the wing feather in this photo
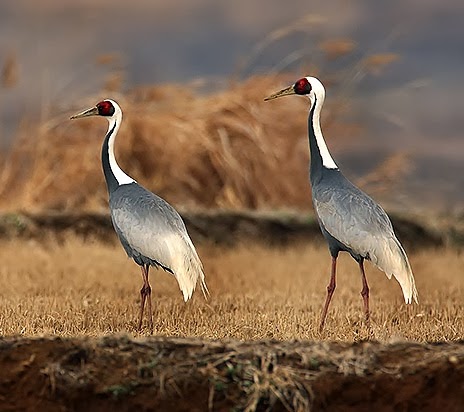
[110,184,208,301]
[313,183,418,304]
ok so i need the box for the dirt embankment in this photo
[0,336,462,412]
[0,210,451,249]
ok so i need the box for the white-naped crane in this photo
[71,99,208,331]
[265,77,418,331]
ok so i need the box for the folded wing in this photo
[110,185,208,301]
[314,184,418,304]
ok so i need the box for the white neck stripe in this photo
[107,117,135,185]
[311,94,338,170]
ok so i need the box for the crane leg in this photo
[358,260,371,328]
[138,264,153,332]
[319,256,337,332]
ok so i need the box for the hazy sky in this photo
[1,0,463,209]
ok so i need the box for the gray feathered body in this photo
[96,109,207,303]
[109,182,206,302]
[312,170,394,261]
[307,96,418,304]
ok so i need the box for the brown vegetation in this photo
[0,74,369,213]
[1,51,19,88]
[319,38,357,60]
[0,237,462,341]
[362,53,400,75]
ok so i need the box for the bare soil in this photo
[0,336,462,412]
[0,213,463,411]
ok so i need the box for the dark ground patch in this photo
[0,336,462,412]
[0,211,451,250]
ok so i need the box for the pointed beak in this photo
[264,85,296,101]
[70,106,99,120]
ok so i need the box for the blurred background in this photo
[0,0,463,216]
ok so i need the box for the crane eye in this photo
[97,100,115,116]
[294,78,312,95]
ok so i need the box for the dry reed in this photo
[0,74,403,213]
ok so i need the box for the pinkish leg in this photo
[319,256,337,332]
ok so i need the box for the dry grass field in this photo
[0,236,462,411]
[0,69,462,409]
[0,237,462,341]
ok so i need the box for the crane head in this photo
[264,76,325,108]
[70,99,120,120]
